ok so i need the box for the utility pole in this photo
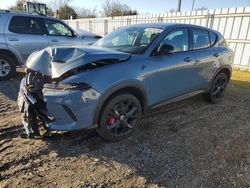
[177,0,181,12]
[191,0,195,11]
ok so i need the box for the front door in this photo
[43,19,82,47]
[149,28,195,105]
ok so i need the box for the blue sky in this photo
[0,0,250,13]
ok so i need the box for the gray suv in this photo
[0,10,101,80]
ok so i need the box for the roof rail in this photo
[0,9,47,16]
[0,9,11,13]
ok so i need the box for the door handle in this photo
[51,39,59,42]
[8,38,19,41]
[213,53,220,57]
[183,57,192,62]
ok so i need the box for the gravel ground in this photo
[0,72,249,188]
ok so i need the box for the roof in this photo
[127,22,219,34]
[0,9,47,18]
[127,22,176,29]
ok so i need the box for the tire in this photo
[96,93,142,142]
[204,72,228,104]
[0,53,16,81]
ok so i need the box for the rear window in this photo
[192,28,210,50]
[9,16,45,35]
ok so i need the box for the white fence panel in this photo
[65,6,250,69]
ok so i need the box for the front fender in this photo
[92,80,148,125]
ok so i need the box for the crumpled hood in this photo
[26,46,130,79]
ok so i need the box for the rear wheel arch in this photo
[0,49,19,66]
[93,82,148,126]
[219,67,231,81]
[210,65,232,87]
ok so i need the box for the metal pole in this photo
[191,0,195,11]
[177,0,181,12]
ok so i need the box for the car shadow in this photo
[42,94,212,187]
[40,79,250,187]
[0,71,24,101]
[0,124,24,141]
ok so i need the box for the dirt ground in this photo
[0,70,250,188]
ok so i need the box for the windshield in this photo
[94,27,164,54]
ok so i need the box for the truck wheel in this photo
[0,54,16,81]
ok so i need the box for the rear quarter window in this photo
[0,15,2,31]
[209,31,217,46]
[218,33,227,46]
[0,15,5,33]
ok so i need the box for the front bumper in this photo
[18,78,101,131]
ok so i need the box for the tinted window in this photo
[159,28,189,52]
[192,29,210,49]
[210,31,217,45]
[44,19,73,36]
[9,16,45,35]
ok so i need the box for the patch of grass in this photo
[231,69,250,90]
[232,69,250,83]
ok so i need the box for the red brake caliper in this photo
[107,116,116,126]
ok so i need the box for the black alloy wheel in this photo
[206,72,228,104]
[97,93,142,142]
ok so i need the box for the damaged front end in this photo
[26,46,130,79]
[18,46,130,131]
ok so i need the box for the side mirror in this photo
[73,32,79,37]
[157,44,174,55]
[69,33,77,37]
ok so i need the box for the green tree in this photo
[48,0,72,12]
[46,7,55,17]
[102,0,138,17]
[9,0,25,11]
[58,5,77,19]
[76,7,97,18]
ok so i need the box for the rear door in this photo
[190,28,221,90]
[5,16,49,61]
[43,18,82,47]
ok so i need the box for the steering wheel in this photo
[140,44,147,48]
